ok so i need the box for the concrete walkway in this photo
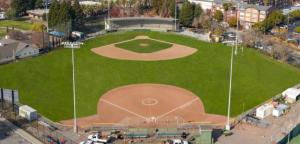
[0,118,43,144]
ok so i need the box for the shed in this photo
[19,105,38,121]
[282,88,300,103]
[256,104,274,119]
[272,104,289,117]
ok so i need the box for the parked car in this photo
[80,140,94,144]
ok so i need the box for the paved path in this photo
[0,118,43,144]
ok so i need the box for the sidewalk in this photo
[0,117,43,144]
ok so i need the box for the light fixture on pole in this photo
[62,42,83,133]
[226,44,234,131]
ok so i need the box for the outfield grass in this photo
[0,31,300,121]
[0,20,33,30]
[291,135,300,144]
[115,39,173,53]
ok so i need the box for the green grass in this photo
[0,28,7,37]
[0,31,300,121]
[0,20,33,30]
[115,39,173,53]
[291,135,300,144]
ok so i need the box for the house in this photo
[27,9,49,20]
[238,4,272,29]
[0,37,40,64]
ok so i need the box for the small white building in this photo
[282,88,300,103]
[256,103,274,119]
[19,105,38,121]
[272,104,289,117]
[0,11,6,20]
[0,37,40,63]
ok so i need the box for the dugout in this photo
[190,126,213,144]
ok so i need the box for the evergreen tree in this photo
[213,10,223,22]
[179,2,194,26]
[35,0,44,8]
[48,0,60,28]
[71,0,85,30]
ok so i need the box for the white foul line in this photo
[101,99,147,120]
[157,98,198,120]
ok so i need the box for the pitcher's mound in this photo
[60,84,226,128]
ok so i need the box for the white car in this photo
[88,133,107,143]
[168,139,188,144]
[79,140,94,144]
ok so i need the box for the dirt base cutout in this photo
[61,84,227,128]
[91,36,197,61]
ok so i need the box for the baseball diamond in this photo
[0,30,299,123]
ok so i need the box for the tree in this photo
[223,3,233,11]
[227,16,237,27]
[48,0,60,28]
[294,26,300,33]
[71,0,85,30]
[6,8,17,19]
[168,0,176,17]
[179,2,194,26]
[32,22,46,32]
[35,0,43,8]
[213,10,223,22]
[193,4,202,18]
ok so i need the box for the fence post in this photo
[12,90,15,112]
[1,88,3,109]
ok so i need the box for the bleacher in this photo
[106,17,176,31]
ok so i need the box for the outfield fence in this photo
[278,123,300,144]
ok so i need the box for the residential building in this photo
[259,0,291,8]
[238,4,272,29]
[27,9,49,20]
[0,37,40,64]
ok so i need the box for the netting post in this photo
[11,90,15,112]
[1,88,3,109]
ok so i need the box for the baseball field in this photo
[0,30,300,123]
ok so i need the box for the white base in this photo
[225,124,231,131]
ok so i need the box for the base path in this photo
[91,36,198,61]
[61,84,226,128]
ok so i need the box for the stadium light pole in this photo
[226,44,234,131]
[72,45,77,133]
[174,0,177,31]
[226,3,240,131]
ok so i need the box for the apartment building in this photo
[238,4,272,29]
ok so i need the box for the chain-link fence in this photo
[0,99,77,144]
